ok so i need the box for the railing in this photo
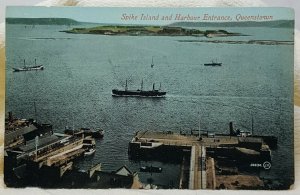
[27,137,83,161]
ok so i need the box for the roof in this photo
[58,169,134,189]
[238,137,262,143]
[18,134,60,152]
[115,165,133,176]
[5,124,38,144]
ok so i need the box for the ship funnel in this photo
[229,121,235,136]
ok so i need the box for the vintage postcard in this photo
[4,7,294,190]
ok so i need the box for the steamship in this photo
[112,80,166,97]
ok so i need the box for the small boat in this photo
[64,127,104,138]
[204,59,222,66]
[83,136,96,147]
[151,56,154,68]
[140,165,162,173]
[84,148,96,156]
[64,128,81,136]
[13,59,44,72]
[83,137,96,156]
[80,128,104,138]
[112,80,166,97]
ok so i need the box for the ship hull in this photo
[204,63,222,66]
[64,129,104,139]
[112,89,166,97]
[13,65,44,72]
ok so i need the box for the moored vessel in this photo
[84,148,96,156]
[204,59,222,66]
[64,127,104,139]
[112,80,166,97]
[140,165,162,173]
[13,59,44,72]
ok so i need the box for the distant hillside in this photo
[6,18,81,25]
[168,20,294,28]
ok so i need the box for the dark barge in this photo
[64,127,104,138]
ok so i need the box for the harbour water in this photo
[5,24,294,188]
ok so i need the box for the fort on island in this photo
[62,25,243,38]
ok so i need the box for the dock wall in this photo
[128,142,191,162]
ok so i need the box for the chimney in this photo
[229,122,235,136]
[8,112,13,122]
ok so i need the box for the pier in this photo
[4,112,277,189]
[129,131,212,189]
[4,113,143,189]
[128,127,276,189]
[188,145,206,189]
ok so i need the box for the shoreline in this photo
[61,25,244,38]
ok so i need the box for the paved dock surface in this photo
[133,131,266,189]
[135,131,231,189]
[131,131,273,189]
[135,131,241,146]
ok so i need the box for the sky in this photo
[0,0,299,27]
[4,6,295,25]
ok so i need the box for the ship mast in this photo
[151,56,154,68]
[198,118,201,139]
[34,101,37,122]
[251,112,254,135]
[153,83,155,91]
[35,136,39,160]
[125,80,128,91]
[72,116,75,135]
[198,110,201,139]
[141,79,143,91]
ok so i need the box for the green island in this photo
[61,25,243,37]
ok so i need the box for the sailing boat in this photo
[13,59,44,72]
[112,79,166,97]
[151,56,154,68]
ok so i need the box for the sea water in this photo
[5,24,294,188]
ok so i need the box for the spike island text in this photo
[120,13,274,22]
